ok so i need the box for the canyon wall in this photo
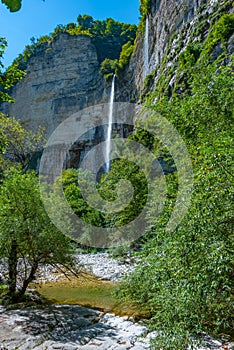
[1,33,108,138]
[2,0,217,130]
[1,0,233,171]
[117,0,233,100]
[135,0,206,89]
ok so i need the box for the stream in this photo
[0,253,155,350]
[35,273,149,319]
[0,253,231,349]
[33,253,149,320]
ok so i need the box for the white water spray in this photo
[105,74,115,172]
[144,17,149,78]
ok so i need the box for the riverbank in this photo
[0,304,155,350]
[0,253,233,349]
[0,303,230,350]
[35,253,136,284]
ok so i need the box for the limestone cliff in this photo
[116,0,233,101]
[132,0,205,89]
[1,0,233,157]
[1,33,108,137]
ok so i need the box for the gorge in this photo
[1,0,233,144]
[1,0,233,149]
[0,0,233,349]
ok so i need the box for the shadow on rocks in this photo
[0,304,119,346]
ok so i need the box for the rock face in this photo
[118,0,233,100]
[0,304,155,350]
[0,304,227,350]
[1,0,218,135]
[117,0,207,95]
[1,0,233,168]
[147,0,204,77]
[1,33,108,138]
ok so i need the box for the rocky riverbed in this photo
[36,253,136,284]
[0,304,230,350]
[0,253,232,350]
[0,304,155,350]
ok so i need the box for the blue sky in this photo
[0,0,140,68]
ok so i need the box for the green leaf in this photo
[1,0,22,12]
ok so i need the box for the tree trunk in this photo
[17,260,38,301]
[8,238,18,301]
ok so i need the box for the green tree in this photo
[118,41,135,69]
[90,20,106,36]
[0,37,25,102]
[0,168,77,303]
[100,58,119,79]
[105,18,123,37]
[99,158,149,228]
[0,113,45,172]
[118,63,234,349]
[77,14,94,30]
[62,168,105,228]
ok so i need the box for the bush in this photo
[118,62,234,349]
[108,242,130,259]
[203,13,234,54]
[118,41,135,69]
[100,58,119,80]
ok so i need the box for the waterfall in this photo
[144,17,149,78]
[105,74,115,172]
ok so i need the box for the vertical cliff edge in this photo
[1,0,233,138]
[1,33,108,137]
[116,0,233,101]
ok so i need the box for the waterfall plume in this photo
[105,74,115,172]
[144,17,149,78]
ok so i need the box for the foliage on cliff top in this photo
[140,0,151,17]
[12,15,137,70]
[138,0,151,33]
[0,37,25,103]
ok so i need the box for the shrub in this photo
[118,41,135,69]
[118,63,234,349]
[203,13,234,54]
[100,58,119,80]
